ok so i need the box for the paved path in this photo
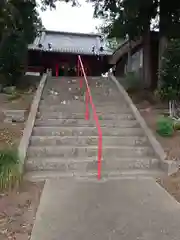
[31,178,180,240]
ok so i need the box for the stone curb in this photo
[18,73,48,174]
[109,74,178,175]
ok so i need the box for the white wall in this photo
[131,49,143,72]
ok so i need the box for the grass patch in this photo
[0,148,21,191]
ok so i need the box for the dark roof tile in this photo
[28,30,112,56]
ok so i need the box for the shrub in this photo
[156,116,174,137]
[0,149,21,190]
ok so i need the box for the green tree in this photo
[91,0,158,40]
[0,31,27,85]
[158,39,180,117]
[89,0,180,87]
[0,0,42,86]
[90,0,180,40]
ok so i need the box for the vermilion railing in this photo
[77,55,102,180]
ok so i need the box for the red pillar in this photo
[77,57,79,76]
[55,63,59,77]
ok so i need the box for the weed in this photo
[0,149,21,191]
[8,92,21,101]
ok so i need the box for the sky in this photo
[38,0,102,34]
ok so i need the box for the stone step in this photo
[26,157,159,172]
[27,145,154,158]
[24,169,164,182]
[37,112,135,120]
[43,87,80,92]
[39,104,85,112]
[30,136,148,146]
[32,126,144,136]
[35,119,139,128]
[40,97,124,104]
[40,101,126,106]
[39,100,128,108]
[39,107,132,114]
[45,81,115,89]
[93,100,125,104]
[41,93,77,98]
[92,93,121,98]
[42,85,119,92]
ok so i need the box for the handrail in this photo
[77,55,102,180]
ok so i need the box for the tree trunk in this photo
[158,0,169,81]
[143,30,151,88]
[158,36,168,80]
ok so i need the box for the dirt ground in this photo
[130,90,180,162]
[0,74,40,149]
[139,107,180,162]
[0,181,44,240]
[0,90,34,150]
[0,77,42,240]
[158,171,180,203]
[130,90,180,203]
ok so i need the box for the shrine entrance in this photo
[28,51,106,77]
[54,62,77,77]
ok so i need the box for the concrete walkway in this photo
[31,178,180,240]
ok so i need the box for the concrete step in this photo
[38,108,132,115]
[24,169,164,182]
[92,93,121,99]
[41,94,79,99]
[37,112,135,120]
[30,136,148,146]
[41,94,83,102]
[45,81,115,89]
[38,104,129,112]
[42,86,80,92]
[35,119,139,128]
[27,145,154,158]
[39,98,126,105]
[32,126,144,136]
[26,157,159,172]
[40,97,124,104]
[40,100,125,106]
[39,104,85,112]
[40,99,85,105]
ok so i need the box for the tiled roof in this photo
[28,30,112,56]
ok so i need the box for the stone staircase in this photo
[25,76,164,181]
